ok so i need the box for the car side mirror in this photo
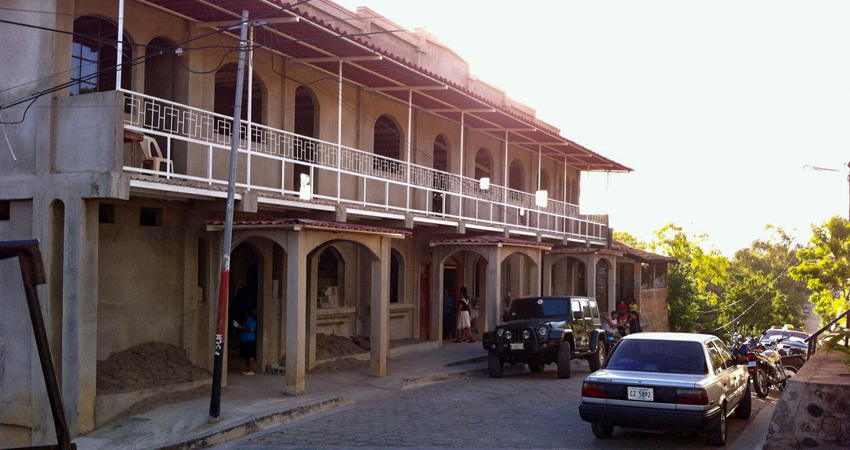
[737,356,749,365]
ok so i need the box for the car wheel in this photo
[735,383,752,419]
[753,367,769,398]
[706,404,727,446]
[557,341,572,379]
[528,362,545,373]
[591,423,614,438]
[488,353,503,378]
[588,342,605,372]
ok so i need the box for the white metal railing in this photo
[120,89,608,242]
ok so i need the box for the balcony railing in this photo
[120,89,608,242]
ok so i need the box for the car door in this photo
[714,340,745,405]
[707,340,737,406]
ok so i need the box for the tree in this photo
[613,231,648,250]
[790,216,850,324]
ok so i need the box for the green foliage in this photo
[613,231,648,251]
[790,216,850,325]
[666,262,700,332]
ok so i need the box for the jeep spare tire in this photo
[557,341,572,379]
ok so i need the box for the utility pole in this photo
[210,10,249,423]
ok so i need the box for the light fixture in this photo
[299,174,312,200]
[479,177,490,190]
[535,190,548,208]
[519,208,525,217]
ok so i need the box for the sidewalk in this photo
[74,342,486,450]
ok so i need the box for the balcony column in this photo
[504,132,509,222]
[115,0,124,88]
[246,25,254,190]
[459,112,464,218]
[406,90,412,211]
[336,61,342,200]
[563,157,568,233]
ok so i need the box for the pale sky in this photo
[336,0,849,255]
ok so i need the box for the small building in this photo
[0,0,667,446]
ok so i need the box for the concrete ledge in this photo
[153,397,352,450]
[764,350,850,450]
[95,379,212,428]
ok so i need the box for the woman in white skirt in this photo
[455,287,474,343]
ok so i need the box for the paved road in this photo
[213,361,778,450]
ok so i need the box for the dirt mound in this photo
[315,333,370,360]
[97,342,211,394]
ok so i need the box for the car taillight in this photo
[746,353,755,361]
[582,382,607,399]
[676,388,709,405]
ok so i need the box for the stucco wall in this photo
[639,287,669,332]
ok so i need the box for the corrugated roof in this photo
[430,235,552,248]
[613,241,676,264]
[548,246,623,256]
[205,218,411,236]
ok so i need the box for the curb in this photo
[150,397,353,450]
[444,355,487,367]
[401,364,525,391]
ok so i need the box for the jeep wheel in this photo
[557,341,572,379]
[591,423,614,439]
[488,353,503,378]
[528,362,545,373]
[588,342,605,373]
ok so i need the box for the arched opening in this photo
[214,62,265,137]
[317,246,343,308]
[71,16,132,95]
[539,169,550,194]
[144,37,178,101]
[228,241,261,374]
[474,148,492,180]
[373,114,403,166]
[293,85,320,192]
[509,159,524,192]
[574,260,587,296]
[390,249,404,304]
[501,251,538,320]
[432,134,450,213]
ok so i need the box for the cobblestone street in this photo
[213,361,777,450]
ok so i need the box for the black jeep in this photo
[482,296,607,379]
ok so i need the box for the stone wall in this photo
[640,288,669,332]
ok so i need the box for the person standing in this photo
[235,310,257,375]
[629,311,643,334]
[443,289,456,340]
[628,299,639,313]
[455,287,474,343]
[617,300,628,313]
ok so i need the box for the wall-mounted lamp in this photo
[299,174,312,200]
[479,177,490,190]
[535,190,548,208]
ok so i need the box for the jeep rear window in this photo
[509,298,570,319]
[605,339,707,375]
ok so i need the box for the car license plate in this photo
[627,387,654,402]
[510,343,524,350]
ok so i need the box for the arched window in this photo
[293,86,319,191]
[374,115,402,160]
[214,62,264,127]
[474,148,492,180]
[144,37,178,101]
[509,159,524,192]
[432,135,450,213]
[71,16,132,95]
[390,250,404,303]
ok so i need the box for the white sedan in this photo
[579,332,751,446]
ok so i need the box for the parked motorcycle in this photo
[748,338,787,398]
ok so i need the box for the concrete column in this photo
[370,237,391,377]
[607,258,617,313]
[541,253,553,296]
[285,232,307,395]
[529,251,541,297]
[486,247,503,331]
[430,247,444,346]
[307,252,318,369]
[585,252,597,299]
[61,198,99,436]
[633,263,642,305]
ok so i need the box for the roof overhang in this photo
[137,0,632,172]
[205,218,410,238]
[430,236,552,249]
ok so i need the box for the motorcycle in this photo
[747,337,788,398]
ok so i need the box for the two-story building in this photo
[0,0,670,445]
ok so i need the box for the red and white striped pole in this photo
[210,10,249,423]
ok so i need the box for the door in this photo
[713,340,744,405]
[420,265,431,339]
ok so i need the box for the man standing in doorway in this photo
[443,289,456,340]
[235,310,257,375]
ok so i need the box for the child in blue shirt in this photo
[235,310,257,375]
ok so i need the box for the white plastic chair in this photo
[140,136,173,173]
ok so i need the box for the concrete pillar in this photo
[529,251,541,297]
[634,263,642,305]
[285,232,307,395]
[607,258,617,313]
[370,237,391,377]
[61,198,99,436]
[307,252,318,369]
[585,252,597,299]
[541,253,553,296]
[430,247,444,346]
[486,247,503,331]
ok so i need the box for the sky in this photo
[334,0,850,256]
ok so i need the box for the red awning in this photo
[143,0,631,172]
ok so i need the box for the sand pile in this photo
[315,333,370,360]
[97,342,211,394]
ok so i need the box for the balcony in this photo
[120,89,608,242]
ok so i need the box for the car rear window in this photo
[605,339,707,375]
[508,298,570,320]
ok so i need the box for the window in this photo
[139,207,161,226]
[655,264,668,288]
[641,264,654,290]
[575,261,587,296]
[214,63,264,138]
[373,115,403,173]
[99,203,115,224]
[71,16,132,95]
[712,340,735,370]
[606,339,707,375]
[589,300,600,320]
[580,299,591,319]
[508,298,570,319]
[706,342,725,375]
[0,201,9,221]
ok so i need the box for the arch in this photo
[71,15,133,95]
[474,148,492,180]
[144,37,178,101]
[390,249,404,304]
[539,168,550,193]
[509,159,524,192]
[373,114,403,161]
[214,62,266,127]
[317,246,344,308]
[431,134,451,213]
